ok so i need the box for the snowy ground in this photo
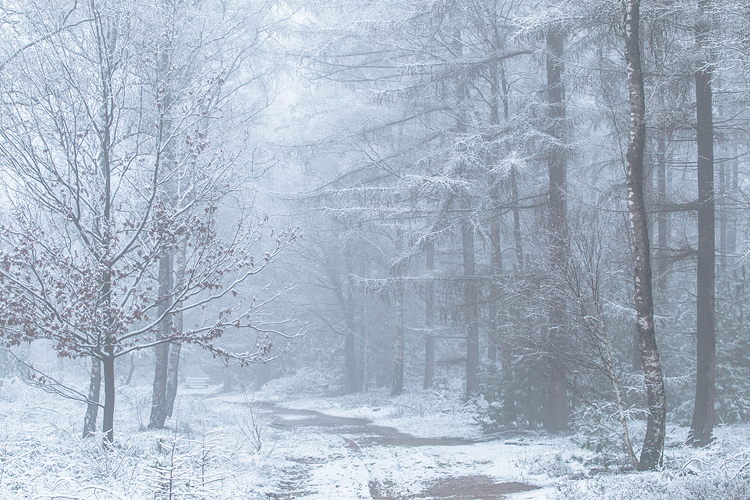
[0,374,748,499]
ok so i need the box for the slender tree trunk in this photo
[424,244,435,389]
[545,27,569,432]
[345,328,357,393]
[344,246,359,393]
[511,168,523,271]
[452,21,478,400]
[488,220,501,363]
[486,60,503,364]
[727,153,737,258]
[102,347,115,445]
[392,281,405,396]
[463,197,480,399]
[656,136,668,295]
[150,0,178,428]
[125,354,136,386]
[362,292,369,391]
[149,252,172,429]
[165,342,181,418]
[392,231,405,396]
[688,0,716,447]
[624,0,667,470]
[165,240,185,418]
[82,356,101,438]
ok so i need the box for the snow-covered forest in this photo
[0,0,749,498]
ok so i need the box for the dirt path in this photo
[260,402,541,500]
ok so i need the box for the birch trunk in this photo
[624,0,667,470]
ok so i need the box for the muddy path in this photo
[262,402,473,447]
[258,402,541,500]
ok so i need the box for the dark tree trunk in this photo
[102,349,115,445]
[149,252,172,429]
[391,281,405,396]
[392,230,405,396]
[544,27,569,433]
[688,0,716,447]
[486,60,505,364]
[727,154,737,257]
[362,291,369,391]
[82,356,101,438]
[511,167,523,271]
[463,197,480,400]
[488,220,501,363]
[424,244,435,389]
[624,0,667,470]
[656,136,668,295]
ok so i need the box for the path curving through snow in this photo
[258,402,543,500]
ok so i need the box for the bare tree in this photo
[0,0,297,444]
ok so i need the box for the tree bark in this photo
[392,231,405,396]
[391,281,405,396]
[488,220,501,363]
[165,342,181,418]
[344,258,358,393]
[343,244,359,393]
[149,252,172,429]
[624,0,667,470]
[463,197,480,399]
[656,136,668,295]
[102,348,115,445]
[82,356,101,438]
[165,240,185,418]
[544,27,569,432]
[424,243,435,389]
[688,0,716,447]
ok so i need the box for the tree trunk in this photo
[149,252,172,429]
[624,0,667,470]
[345,329,357,393]
[165,240,185,418]
[544,27,569,432]
[391,281,405,396]
[424,243,435,389]
[102,350,115,445]
[82,356,101,438]
[165,342,181,418]
[463,197,480,400]
[688,0,716,447]
[511,167,523,271]
[362,291,369,391]
[656,136,668,295]
[125,354,137,386]
[344,246,359,393]
[727,153,737,258]
[488,220,501,363]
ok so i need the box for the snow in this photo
[0,376,747,499]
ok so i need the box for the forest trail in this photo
[258,402,541,500]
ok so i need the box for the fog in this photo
[0,0,748,498]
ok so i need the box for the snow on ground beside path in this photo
[0,372,748,499]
